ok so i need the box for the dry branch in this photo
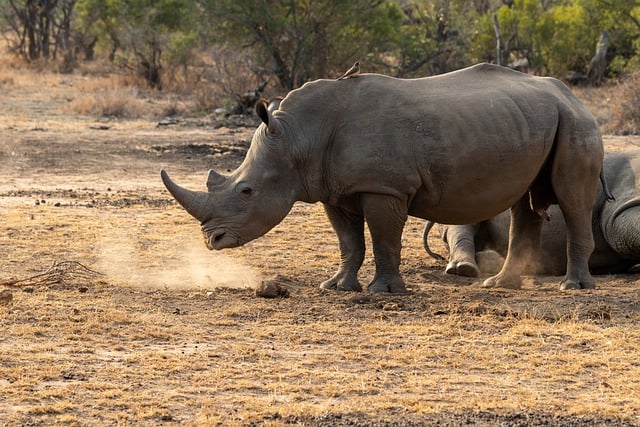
[0,261,102,287]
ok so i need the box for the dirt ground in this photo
[1,71,640,426]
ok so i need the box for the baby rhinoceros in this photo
[162,63,606,294]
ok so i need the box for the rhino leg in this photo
[483,195,542,289]
[552,153,599,290]
[557,207,597,290]
[320,204,365,292]
[442,224,481,278]
[361,193,408,294]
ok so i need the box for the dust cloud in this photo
[96,234,262,290]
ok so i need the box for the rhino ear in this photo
[255,99,279,134]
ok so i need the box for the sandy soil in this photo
[1,72,640,426]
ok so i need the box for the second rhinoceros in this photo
[161,63,605,293]
[426,150,640,279]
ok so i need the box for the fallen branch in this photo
[0,261,103,287]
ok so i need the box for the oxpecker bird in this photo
[337,61,360,80]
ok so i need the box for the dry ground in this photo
[1,68,640,426]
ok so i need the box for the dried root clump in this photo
[0,261,103,288]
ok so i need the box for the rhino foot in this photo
[445,260,480,278]
[560,278,596,290]
[367,276,408,294]
[482,273,522,290]
[320,272,362,292]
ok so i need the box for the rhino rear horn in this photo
[207,169,225,191]
[161,170,210,222]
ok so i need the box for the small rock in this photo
[255,280,290,298]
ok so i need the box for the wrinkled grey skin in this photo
[161,63,604,293]
[427,151,640,279]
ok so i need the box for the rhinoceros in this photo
[161,63,606,293]
[425,150,640,279]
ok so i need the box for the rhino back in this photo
[282,64,585,223]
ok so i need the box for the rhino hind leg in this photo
[361,193,408,294]
[320,204,365,292]
[551,142,599,290]
[557,206,597,290]
[483,195,543,289]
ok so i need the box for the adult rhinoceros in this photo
[426,150,640,279]
[161,63,605,293]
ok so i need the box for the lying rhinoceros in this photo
[161,63,606,293]
[425,151,640,278]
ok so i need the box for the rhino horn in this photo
[207,169,225,190]
[161,170,211,222]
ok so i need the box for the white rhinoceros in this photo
[426,150,640,278]
[161,63,606,293]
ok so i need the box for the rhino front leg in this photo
[320,204,365,292]
[361,193,408,294]
[483,195,542,289]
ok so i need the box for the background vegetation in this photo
[1,0,639,110]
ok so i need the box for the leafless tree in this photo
[2,0,76,67]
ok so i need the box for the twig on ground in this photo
[0,261,103,287]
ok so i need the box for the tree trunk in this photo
[492,12,508,66]
[492,12,501,66]
[26,0,38,60]
[586,31,609,87]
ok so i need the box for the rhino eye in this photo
[240,187,253,195]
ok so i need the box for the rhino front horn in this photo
[161,170,210,222]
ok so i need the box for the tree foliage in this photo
[200,0,404,90]
[2,0,640,92]
[74,0,200,88]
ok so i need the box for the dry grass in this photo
[2,250,640,425]
[2,60,640,426]
[607,72,640,134]
[2,177,640,426]
[68,78,147,118]
[572,71,640,136]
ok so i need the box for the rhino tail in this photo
[423,221,445,261]
[601,169,615,202]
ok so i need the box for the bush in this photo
[608,72,640,134]
[69,77,148,118]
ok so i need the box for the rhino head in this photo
[161,98,299,250]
